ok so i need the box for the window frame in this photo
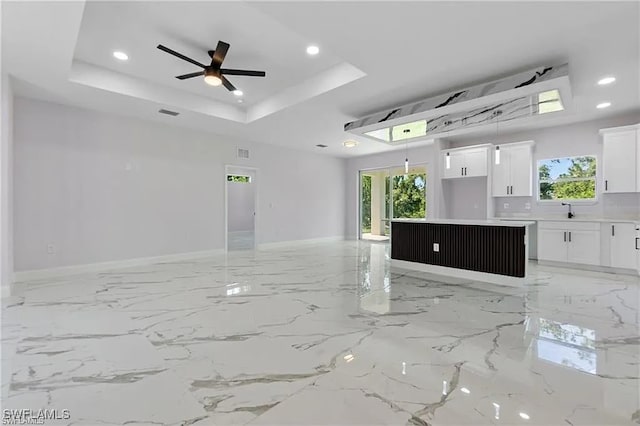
[536,155,599,204]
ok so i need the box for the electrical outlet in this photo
[525,202,531,210]
[47,244,55,254]
[503,203,510,209]
[433,243,440,252]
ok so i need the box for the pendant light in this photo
[494,110,502,164]
[403,129,410,175]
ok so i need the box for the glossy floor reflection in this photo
[2,241,639,425]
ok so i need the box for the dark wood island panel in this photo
[391,221,527,278]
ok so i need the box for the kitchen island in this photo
[391,219,534,285]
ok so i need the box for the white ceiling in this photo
[2,1,639,158]
[74,1,346,107]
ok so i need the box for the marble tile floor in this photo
[1,241,638,425]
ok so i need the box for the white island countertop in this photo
[391,218,535,227]
[491,216,639,224]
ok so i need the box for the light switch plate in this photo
[433,243,440,252]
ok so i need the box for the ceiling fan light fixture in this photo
[204,70,222,86]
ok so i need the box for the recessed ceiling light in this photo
[237,99,244,104]
[519,412,530,420]
[233,90,243,97]
[343,140,358,148]
[460,387,470,394]
[596,102,611,109]
[306,45,320,55]
[597,76,616,86]
[113,51,129,61]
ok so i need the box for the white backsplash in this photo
[494,193,640,220]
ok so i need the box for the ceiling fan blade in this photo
[157,44,206,68]
[211,41,230,68]
[176,71,205,80]
[221,76,236,92]
[221,68,266,77]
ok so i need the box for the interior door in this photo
[226,168,256,250]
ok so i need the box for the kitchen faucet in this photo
[561,202,574,219]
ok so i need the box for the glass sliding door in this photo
[391,165,427,220]
[360,164,427,241]
[360,168,391,241]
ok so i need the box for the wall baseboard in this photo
[12,236,348,284]
[537,260,639,277]
[257,235,345,250]
[13,249,225,283]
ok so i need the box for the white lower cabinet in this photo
[537,221,601,266]
[567,229,601,265]
[537,229,568,262]
[609,222,638,269]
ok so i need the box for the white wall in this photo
[345,114,640,239]
[13,97,346,271]
[0,74,14,296]
[448,113,640,219]
[443,177,488,220]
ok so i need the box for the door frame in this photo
[357,162,429,240]
[225,164,259,251]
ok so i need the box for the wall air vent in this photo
[158,109,179,116]
[237,148,250,159]
[345,63,571,144]
[316,144,328,148]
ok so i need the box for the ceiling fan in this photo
[156,40,266,91]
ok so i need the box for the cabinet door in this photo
[442,151,465,178]
[464,149,488,177]
[602,130,637,193]
[610,223,637,269]
[508,145,533,196]
[567,230,601,265]
[491,147,510,196]
[538,229,568,262]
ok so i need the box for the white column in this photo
[370,172,386,236]
[0,72,14,298]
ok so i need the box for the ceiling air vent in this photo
[316,144,328,148]
[237,148,250,159]
[158,108,179,116]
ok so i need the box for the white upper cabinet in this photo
[441,145,489,179]
[464,148,489,177]
[491,142,533,197]
[601,125,639,193]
